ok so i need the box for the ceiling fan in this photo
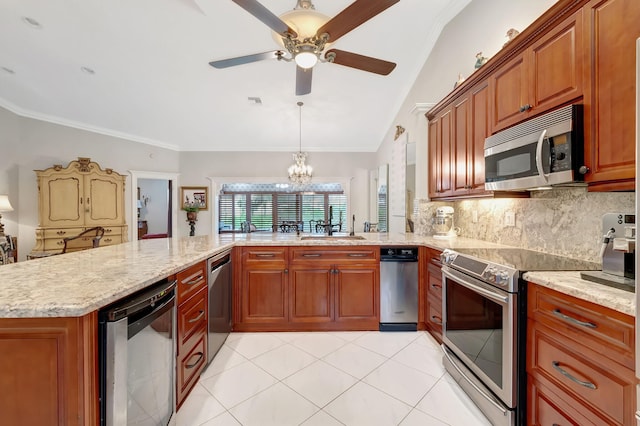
[209,0,399,95]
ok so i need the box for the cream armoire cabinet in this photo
[30,157,128,255]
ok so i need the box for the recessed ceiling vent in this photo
[248,97,262,105]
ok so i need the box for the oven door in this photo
[442,265,517,408]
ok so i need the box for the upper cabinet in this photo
[489,9,584,133]
[427,0,638,200]
[582,0,640,190]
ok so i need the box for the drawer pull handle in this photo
[184,275,204,285]
[431,315,442,324]
[431,283,441,289]
[551,361,596,390]
[104,238,112,243]
[302,254,321,257]
[188,310,205,323]
[56,231,66,235]
[552,309,597,328]
[348,253,368,257]
[186,352,204,369]
[256,253,276,258]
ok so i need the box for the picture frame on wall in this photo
[180,186,208,211]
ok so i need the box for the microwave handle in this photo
[535,129,549,182]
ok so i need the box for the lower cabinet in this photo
[424,249,443,343]
[234,246,379,331]
[176,261,208,409]
[0,314,99,426]
[527,283,635,425]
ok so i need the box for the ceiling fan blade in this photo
[325,49,396,75]
[296,66,313,96]
[232,0,297,37]
[316,0,400,43]
[209,50,284,69]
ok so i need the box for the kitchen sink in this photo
[300,235,367,240]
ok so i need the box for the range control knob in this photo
[496,271,510,285]
[440,251,456,265]
[483,267,497,282]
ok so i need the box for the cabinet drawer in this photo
[99,235,123,246]
[528,284,634,369]
[42,228,85,239]
[101,226,124,236]
[176,328,207,407]
[528,320,634,425]
[427,249,442,266]
[426,293,443,342]
[290,247,378,263]
[177,261,207,305]
[178,287,207,346]
[528,375,597,426]
[243,247,287,265]
[427,263,442,298]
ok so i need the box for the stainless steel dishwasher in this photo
[206,250,232,364]
[379,247,419,331]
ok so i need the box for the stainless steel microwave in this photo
[484,104,585,191]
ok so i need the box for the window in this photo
[219,183,346,233]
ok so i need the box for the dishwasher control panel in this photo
[380,247,418,261]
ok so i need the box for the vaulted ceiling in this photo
[0,0,469,152]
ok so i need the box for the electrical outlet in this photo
[472,210,478,223]
[505,211,515,227]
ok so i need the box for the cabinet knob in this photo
[284,269,288,274]
[519,104,532,112]
[578,165,590,175]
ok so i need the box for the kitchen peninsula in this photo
[0,234,634,425]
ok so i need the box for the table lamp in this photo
[0,195,14,236]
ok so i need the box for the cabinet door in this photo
[334,265,379,328]
[490,52,529,132]
[468,81,490,194]
[39,174,84,227]
[428,109,453,198]
[451,96,471,196]
[241,268,288,323]
[83,174,125,226]
[583,0,639,189]
[0,314,98,426]
[289,267,333,323]
[529,9,583,113]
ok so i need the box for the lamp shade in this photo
[0,195,13,212]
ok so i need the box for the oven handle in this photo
[535,129,549,182]
[442,345,509,416]
[442,267,508,304]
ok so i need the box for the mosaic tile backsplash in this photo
[413,187,635,263]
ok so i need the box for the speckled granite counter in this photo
[0,232,633,318]
[524,271,635,317]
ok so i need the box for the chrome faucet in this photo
[327,205,334,236]
[349,214,355,236]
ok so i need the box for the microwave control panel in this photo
[549,133,572,172]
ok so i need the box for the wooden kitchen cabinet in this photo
[234,246,379,331]
[238,247,289,327]
[0,314,99,426]
[176,262,208,408]
[527,283,635,425]
[428,107,453,198]
[489,9,584,132]
[582,0,640,190]
[31,157,128,255]
[424,249,443,343]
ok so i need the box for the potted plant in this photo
[183,202,199,220]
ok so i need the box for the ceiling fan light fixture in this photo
[295,51,318,69]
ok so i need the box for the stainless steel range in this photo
[439,248,598,426]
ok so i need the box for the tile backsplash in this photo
[414,187,635,263]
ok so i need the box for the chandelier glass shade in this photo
[288,102,313,185]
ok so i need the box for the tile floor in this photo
[176,331,491,426]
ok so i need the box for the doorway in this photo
[129,170,179,241]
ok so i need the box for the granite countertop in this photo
[0,232,633,318]
[524,271,635,317]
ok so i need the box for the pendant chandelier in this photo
[288,101,313,184]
